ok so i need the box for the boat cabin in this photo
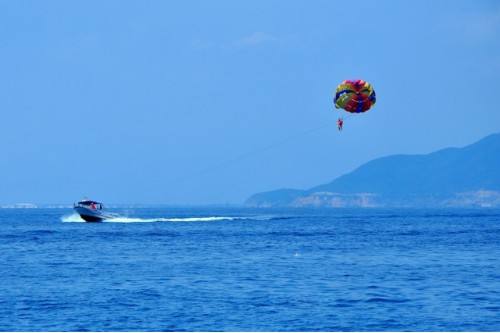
[75,200,104,210]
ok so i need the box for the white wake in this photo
[61,213,237,223]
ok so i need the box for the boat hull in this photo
[74,206,118,222]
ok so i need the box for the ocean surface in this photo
[0,207,499,332]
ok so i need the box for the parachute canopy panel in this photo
[334,79,376,113]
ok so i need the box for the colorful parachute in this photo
[334,79,376,113]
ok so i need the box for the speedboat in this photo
[74,199,119,222]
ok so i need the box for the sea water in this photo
[0,207,499,331]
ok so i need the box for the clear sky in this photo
[1,0,499,205]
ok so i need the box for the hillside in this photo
[245,133,500,208]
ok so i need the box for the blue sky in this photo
[1,0,499,205]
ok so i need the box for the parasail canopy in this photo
[334,79,376,113]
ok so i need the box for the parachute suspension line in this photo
[132,119,338,200]
[336,112,357,121]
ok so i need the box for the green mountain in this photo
[245,133,500,208]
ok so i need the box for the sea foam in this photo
[61,213,237,223]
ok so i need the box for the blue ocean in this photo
[1,207,499,331]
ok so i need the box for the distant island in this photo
[245,133,500,208]
[0,203,38,209]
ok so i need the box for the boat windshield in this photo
[75,200,104,210]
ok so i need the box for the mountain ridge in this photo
[245,133,500,208]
